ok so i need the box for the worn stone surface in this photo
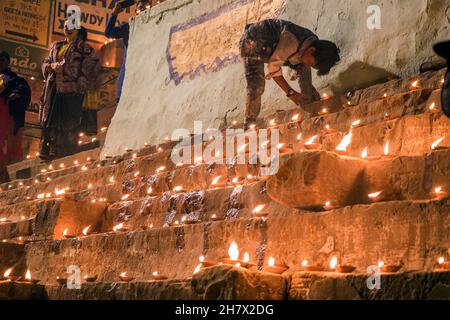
[0,282,46,300]
[192,266,287,300]
[289,271,450,300]
[0,243,26,276]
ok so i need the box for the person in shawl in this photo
[0,51,31,182]
[39,21,101,160]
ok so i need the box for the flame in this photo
[438,257,445,265]
[193,264,202,274]
[378,261,384,268]
[321,108,328,114]
[181,216,187,223]
[253,204,266,215]
[152,271,158,276]
[269,119,276,126]
[292,114,300,121]
[195,156,203,164]
[429,102,436,111]
[120,272,127,277]
[243,252,250,263]
[121,194,130,200]
[113,223,124,232]
[277,143,285,149]
[411,80,419,88]
[74,160,79,165]
[369,191,382,199]
[268,257,275,267]
[211,176,221,185]
[25,270,31,280]
[232,120,237,125]
[351,119,361,128]
[211,214,217,219]
[232,177,239,184]
[147,187,153,194]
[305,135,318,145]
[82,226,91,236]
[63,228,68,236]
[101,127,107,132]
[297,133,302,141]
[234,263,241,268]
[431,137,445,150]
[173,186,183,192]
[156,166,166,173]
[199,256,205,262]
[302,260,309,267]
[322,93,329,99]
[329,256,338,270]
[4,268,12,278]
[336,131,353,152]
[55,188,66,196]
[361,147,368,159]
[158,147,163,152]
[384,141,390,156]
[434,186,443,194]
[228,241,239,261]
[249,124,256,130]
[324,201,331,207]
[164,136,170,141]
[37,193,45,199]
[88,183,93,189]
[109,176,115,183]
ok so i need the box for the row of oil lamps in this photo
[1,241,449,285]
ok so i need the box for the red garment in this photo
[0,97,22,166]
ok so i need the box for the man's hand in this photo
[112,2,124,16]
[289,92,304,105]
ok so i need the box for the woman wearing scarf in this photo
[39,21,101,160]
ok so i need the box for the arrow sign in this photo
[5,30,39,42]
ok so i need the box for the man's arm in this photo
[105,4,129,39]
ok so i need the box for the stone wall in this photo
[102,0,449,156]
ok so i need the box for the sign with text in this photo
[0,0,53,49]
[0,39,48,79]
[53,0,133,44]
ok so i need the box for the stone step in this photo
[2,266,448,300]
[12,199,448,285]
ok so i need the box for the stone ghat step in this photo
[1,266,449,300]
[0,75,444,194]
[12,199,448,284]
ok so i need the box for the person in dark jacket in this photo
[0,51,31,182]
[239,19,340,128]
[433,40,450,117]
[105,0,150,103]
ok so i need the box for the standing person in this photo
[0,51,31,182]
[239,19,340,128]
[39,22,100,160]
[433,40,450,117]
[105,0,151,103]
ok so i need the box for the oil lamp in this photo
[125,147,132,152]
[156,166,167,174]
[193,264,203,274]
[199,255,218,268]
[291,114,301,122]
[268,119,277,127]
[301,260,324,272]
[173,186,185,193]
[121,194,130,201]
[113,223,128,232]
[304,135,321,150]
[277,143,293,154]
[296,133,302,141]
[323,124,337,134]
[246,174,258,183]
[329,256,338,271]
[322,93,330,100]
[368,191,383,202]
[265,257,289,274]
[119,272,134,282]
[231,177,245,186]
[211,176,227,189]
[431,137,445,150]
[383,93,388,98]
[22,270,40,284]
[430,186,448,199]
[410,80,419,90]
[1,268,19,281]
[323,201,337,211]
[157,147,163,152]
[437,257,450,270]
[382,141,394,158]
[84,274,98,282]
[152,271,168,281]
[109,176,115,183]
[428,102,439,114]
[350,119,362,128]
[335,131,352,156]
[318,108,329,116]
[82,226,91,236]
[253,204,268,218]
[63,228,76,239]
[56,276,67,285]
[378,261,402,273]
[101,127,107,132]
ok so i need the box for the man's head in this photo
[136,0,151,14]
[302,40,340,76]
[0,51,11,73]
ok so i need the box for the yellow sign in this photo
[0,0,52,48]
[54,0,133,44]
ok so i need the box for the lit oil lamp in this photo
[323,124,337,134]
[181,215,199,225]
[124,147,132,152]
[156,166,166,174]
[21,270,40,284]
[329,256,338,271]
[152,271,167,281]
[63,228,76,239]
[382,141,394,159]
[249,124,256,130]
[362,147,381,161]
[246,174,258,183]
[26,155,31,159]
[104,154,112,159]
[296,133,302,141]
[101,127,107,132]
[82,226,91,236]
[431,137,446,150]
[199,255,218,268]
[291,113,301,123]
[2,268,19,281]
[378,261,402,273]
[113,223,128,232]
[428,102,439,114]
[318,108,329,116]
[410,80,419,90]
[265,257,289,274]
[119,272,134,282]
[84,274,98,282]
[350,119,362,129]
[231,176,245,186]
[322,93,330,100]
[382,93,388,98]
[0,218,11,223]
[437,257,450,270]
[211,176,227,189]
[335,131,352,156]
[193,264,203,275]
[121,194,130,201]
[109,176,115,183]
[56,276,67,286]
[323,201,338,211]
[430,186,448,199]
[268,119,277,127]
[88,183,93,189]
[253,204,268,218]
[304,135,321,150]
[368,191,383,202]
[157,147,163,153]
[277,143,293,154]
[221,241,240,265]
[173,185,185,193]
[301,260,324,272]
